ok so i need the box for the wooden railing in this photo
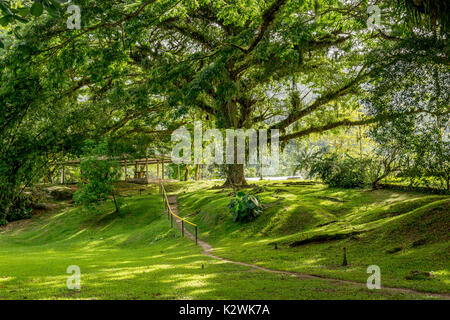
[161,183,198,245]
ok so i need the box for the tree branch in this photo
[236,0,288,53]
[279,109,435,142]
[38,0,158,55]
[271,69,369,130]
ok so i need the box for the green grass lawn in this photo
[174,181,450,295]
[0,183,448,299]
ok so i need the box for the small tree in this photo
[228,191,263,223]
[74,140,122,213]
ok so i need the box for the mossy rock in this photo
[47,186,74,201]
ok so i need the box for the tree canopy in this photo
[0,0,448,220]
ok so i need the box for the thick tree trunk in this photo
[195,164,200,181]
[372,174,388,190]
[223,163,247,187]
[220,98,248,187]
[184,165,189,181]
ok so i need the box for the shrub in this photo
[74,140,122,213]
[228,191,263,223]
[2,194,34,224]
[6,206,32,222]
[309,154,369,188]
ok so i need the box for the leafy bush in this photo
[6,206,32,222]
[228,191,263,223]
[74,140,122,213]
[0,194,34,226]
[309,154,369,188]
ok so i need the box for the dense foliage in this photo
[0,0,448,223]
[308,153,369,189]
[363,36,449,190]
[74,140,122,213]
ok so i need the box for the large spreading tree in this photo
[0,0,448,219]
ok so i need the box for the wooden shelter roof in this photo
[60,156,173,167]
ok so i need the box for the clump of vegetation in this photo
[0,191,41,226]
[308,153,369,189]
[0,195,33,226]
[5,204,32,223]
[74,140,122,213]
[228,191,263,223]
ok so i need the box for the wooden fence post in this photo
[145,157,149,181]
[60,166,65,184]
[195,226,198,245]
[342,247,348,266]
[124,160,127,181]
[157,162,160,180]
[134,161,138,178]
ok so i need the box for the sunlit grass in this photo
[175,180,450,295]
[0,184,447,299]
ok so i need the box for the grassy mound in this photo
[0,182,447,299]
[174,181,450,295]
[380,199,450,244]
